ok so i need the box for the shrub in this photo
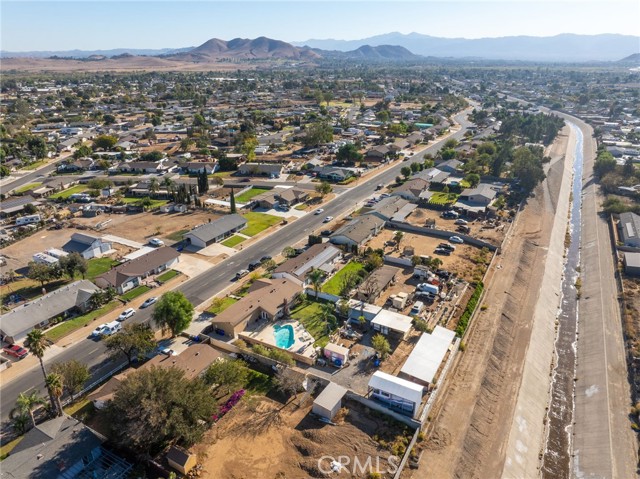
[455,282,484,336]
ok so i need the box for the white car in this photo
[117,308,136,321]
[449,236,465,244]
[323,216,333,223]
[91,324,108,338]
[314,208,324,215]
[140,297,158,309]
[454,219,468,225]
[149,238,164,247]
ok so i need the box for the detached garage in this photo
[313,382,347,421]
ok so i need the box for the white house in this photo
[62,233,112,259]
[399,326,456,387]
[368,371,424,418]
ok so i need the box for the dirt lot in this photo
[196,396,413,479]
[405,208,507,245]
[72,209,220,245]
[369,229,488,284]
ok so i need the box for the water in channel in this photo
[541,122,584,479]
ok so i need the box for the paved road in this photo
[1,153,73,193]
[0,111,473,420]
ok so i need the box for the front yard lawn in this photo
[120,285,151,301]
[241,212,281,237]
[120,197,169,209]
[14,182,42,194]
[45,301,119,342]
[156,269,180,283]
[164,229,189,242]
[322,261,365,296]
[221,235,246,248]
[207,296,239,315]
[86,257,118,280]
[290,300,332,347]
[235,187,270,203]
[48,185,88,200]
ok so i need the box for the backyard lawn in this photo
[235,187,270,203]
[86,258,118,280]
[45,301,119,342]
[290,300,332,347]
[156,269,180,283]
[120,197,169,209]
[221,235,246,248]
[241,212,281,236]
[120,285,151,301]
[207,296,239,315]
[428,192,460,206]
[322,261,365,296]
[49,185,88,200]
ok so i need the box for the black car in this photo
[260,255,272,262]
[438,243,456,251]
[434,248,451,256]
[320,229,333,236]
[248,261,262,271]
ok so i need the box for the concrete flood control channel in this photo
[541,122,584,478]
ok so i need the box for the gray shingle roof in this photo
[96,247,180,288]
[184,214,247,243]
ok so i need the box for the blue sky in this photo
[1,1,638,51]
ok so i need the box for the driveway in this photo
[171,253,216,277]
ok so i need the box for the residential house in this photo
[364,196,413,221]
[273,243,341,286]
[436,159,463,174]
[364,145,391,163]
[399,326,456,387]
[391,178,430,202]
[88,343,222,409]
[184,161,218,175]
[183,214,247,248]
[62,233,112,259]
[252,187,309,209]
[0,280,98,344]
[95,247,180,294]
[330,215,386,248]
[118,160,170,174]
[0,196,40,218]
[368,370,424,418]
[459,183,498,206]
[238,163,283,178]
[618,212,640,248]
[313,166,355,182]
[210,278,301,338]
[0,415,132,479]
[355,265,401,302]
[370,309,413,340]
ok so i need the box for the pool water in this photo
[273,324,295,349]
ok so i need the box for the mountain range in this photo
[293,32,640,62]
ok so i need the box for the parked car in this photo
[260,255,272,262]
[434,248,452,256]
[454,219,468,225]
[101,320,122,336]
[117,307,136,321]
[91,324,109,338]
[376,184,384,190]
[449,236,464,244]
[441,210,459,219]
[149,238,164,247]
[140,297,157,309]
[3,344,28,359]
[457,225,471,234]
[314,208,324,215]
[234,269,249,280]
[323,216,333,223]
[380,193,391,198]
[320,229,333,236]
[438,242,456,251]
[248,260,262,271]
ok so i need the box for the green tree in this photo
[203,359,249,395]
[315,181,333,198]
[464,173,481,188]
[13,391,46,429]
[282,246,296,258]
[26,329,59,414]
[93,134,118,151]
[51,360,90,402]
[73,144,93,159]
[229,188,237,213]
[336,143,363,165]
[0,164,10,178]
[512,147,545,193]
[394,231,404,250]
[104,323,156,367]
[45,373,64,417]
[58,252,88,279]
[365,252,383,271]
[240,136,258,162]
[306,268,325,299]
[400,166,411,179]
[593,151,617,177]
[27,136,47,159]
[107,367,216,454]
[303,122,333,147]
[152,291,194,337]
[372,333,391,359]
[26,262,61,288]
[103,114,116,125]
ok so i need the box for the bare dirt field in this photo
[410,130,570,478]
[196,396,412,479]
[405,208,507,245]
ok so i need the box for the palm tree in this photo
[46,373,64,417]
[306,268,325,300]
[13,391,46,429]
[25,329,57,414]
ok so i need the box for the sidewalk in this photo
[0,273,189,385]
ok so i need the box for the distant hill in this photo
[0,47,193,59]
[294,32,640,62]
[314,44,418,61]
[174,36,321,61]
[618,53,640,64]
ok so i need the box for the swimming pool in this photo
[273,324,295,349]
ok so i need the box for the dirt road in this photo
[415,129,571,478]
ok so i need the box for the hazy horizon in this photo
[1,1,639,52]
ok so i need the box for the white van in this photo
[410,301,425,316]
[101,320,122,336]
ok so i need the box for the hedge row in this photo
[455,281,484,337]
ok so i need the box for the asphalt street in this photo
[0,111,472,421]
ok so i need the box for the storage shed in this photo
[312,382,348,421]
[323,342,350,368]
[166,445,197,475]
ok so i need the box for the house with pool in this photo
[210,278,302,338]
